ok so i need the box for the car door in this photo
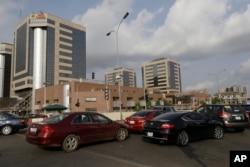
[90,113,116,140]
[183,113,210,140]
[72,114,98,143]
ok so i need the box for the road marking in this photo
[83,149,151,167]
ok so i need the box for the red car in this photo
[26,112,129,152]
[124,110,164,132]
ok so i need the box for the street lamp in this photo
[43,82,48,114]
[106,12,129,120]
[208,69,226,103]
[0,67,4,97]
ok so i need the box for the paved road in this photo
[0,129,250,167]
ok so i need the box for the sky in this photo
[1,0,250,94]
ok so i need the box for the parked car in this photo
[241,104,250,114]
[193,104,249,132]
[26,112,129,152]
[24,113,48,125]
[25,113,48,120]
[151,105,176,112]
[0,111,27,135]
[142,111,223,146]
[124,110,164,132]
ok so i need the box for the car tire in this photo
[1,125,13,135]
[62,134,79,153]
[176,130,189,146]
[116,128,128,141]
[213,126,223,139]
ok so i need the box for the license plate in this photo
[235,116,241,120]
[129,120,135,124]
[30,127,37,133]
[147,132,153,137]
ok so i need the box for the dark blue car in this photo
[0,112,27,135]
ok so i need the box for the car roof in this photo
[61,111,102,115]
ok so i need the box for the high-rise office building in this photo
[141,58,181,93]
[0,43,13,97]
[12,12,86,98]
[105,67,137,87]
[12,12,86,111]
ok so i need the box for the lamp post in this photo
[208,69,226,104]
[106,12,129,120]
[0,67,4,97]
[43,82,47,114]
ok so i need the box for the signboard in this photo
[85,97,97,102]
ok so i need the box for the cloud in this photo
[1,0,250,92]
[0,0,24,42]
[185,81,215,92]
[240,59,250,73]
[70,0,250,89]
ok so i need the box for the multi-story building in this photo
[11,12,86,112]
[33,81,165,114]
[105,67,136,87]
[141,57,181,93]
[0,43,13,97]
[219,85,249,104]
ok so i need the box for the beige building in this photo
[142,57,181,93]
[105,67,136,87]
[12,12,86,112]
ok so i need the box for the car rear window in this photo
[132,111,151,117]
[44,114,69,123]
[223,105,245,113]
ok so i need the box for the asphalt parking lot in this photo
[0,129,250,167]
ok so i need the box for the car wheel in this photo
[213,126,223,139]
[116,128,128,141]
[62,134,79,153]
[1,125,13,135]
[176,130,189,146]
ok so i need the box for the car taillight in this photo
[138,120,145,123]
[40,125,54,134]
[245,112,249,118]
[20,118,26,123]
[124,119,128,123]
[220,111,229,118]
[160,123,175,129]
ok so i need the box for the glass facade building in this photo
[12,12,86,97]
[0,43,13,97]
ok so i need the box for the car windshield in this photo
[132,111,151,117]
[44,114,69,123]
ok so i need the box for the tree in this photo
[134,102,141,111]
[146,100,152,109]
[164,100,171,106]
[156,99,161,105]
[212,97,220,104]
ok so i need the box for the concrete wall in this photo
[103,111,135,121]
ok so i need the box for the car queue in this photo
[0,104,249,153]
